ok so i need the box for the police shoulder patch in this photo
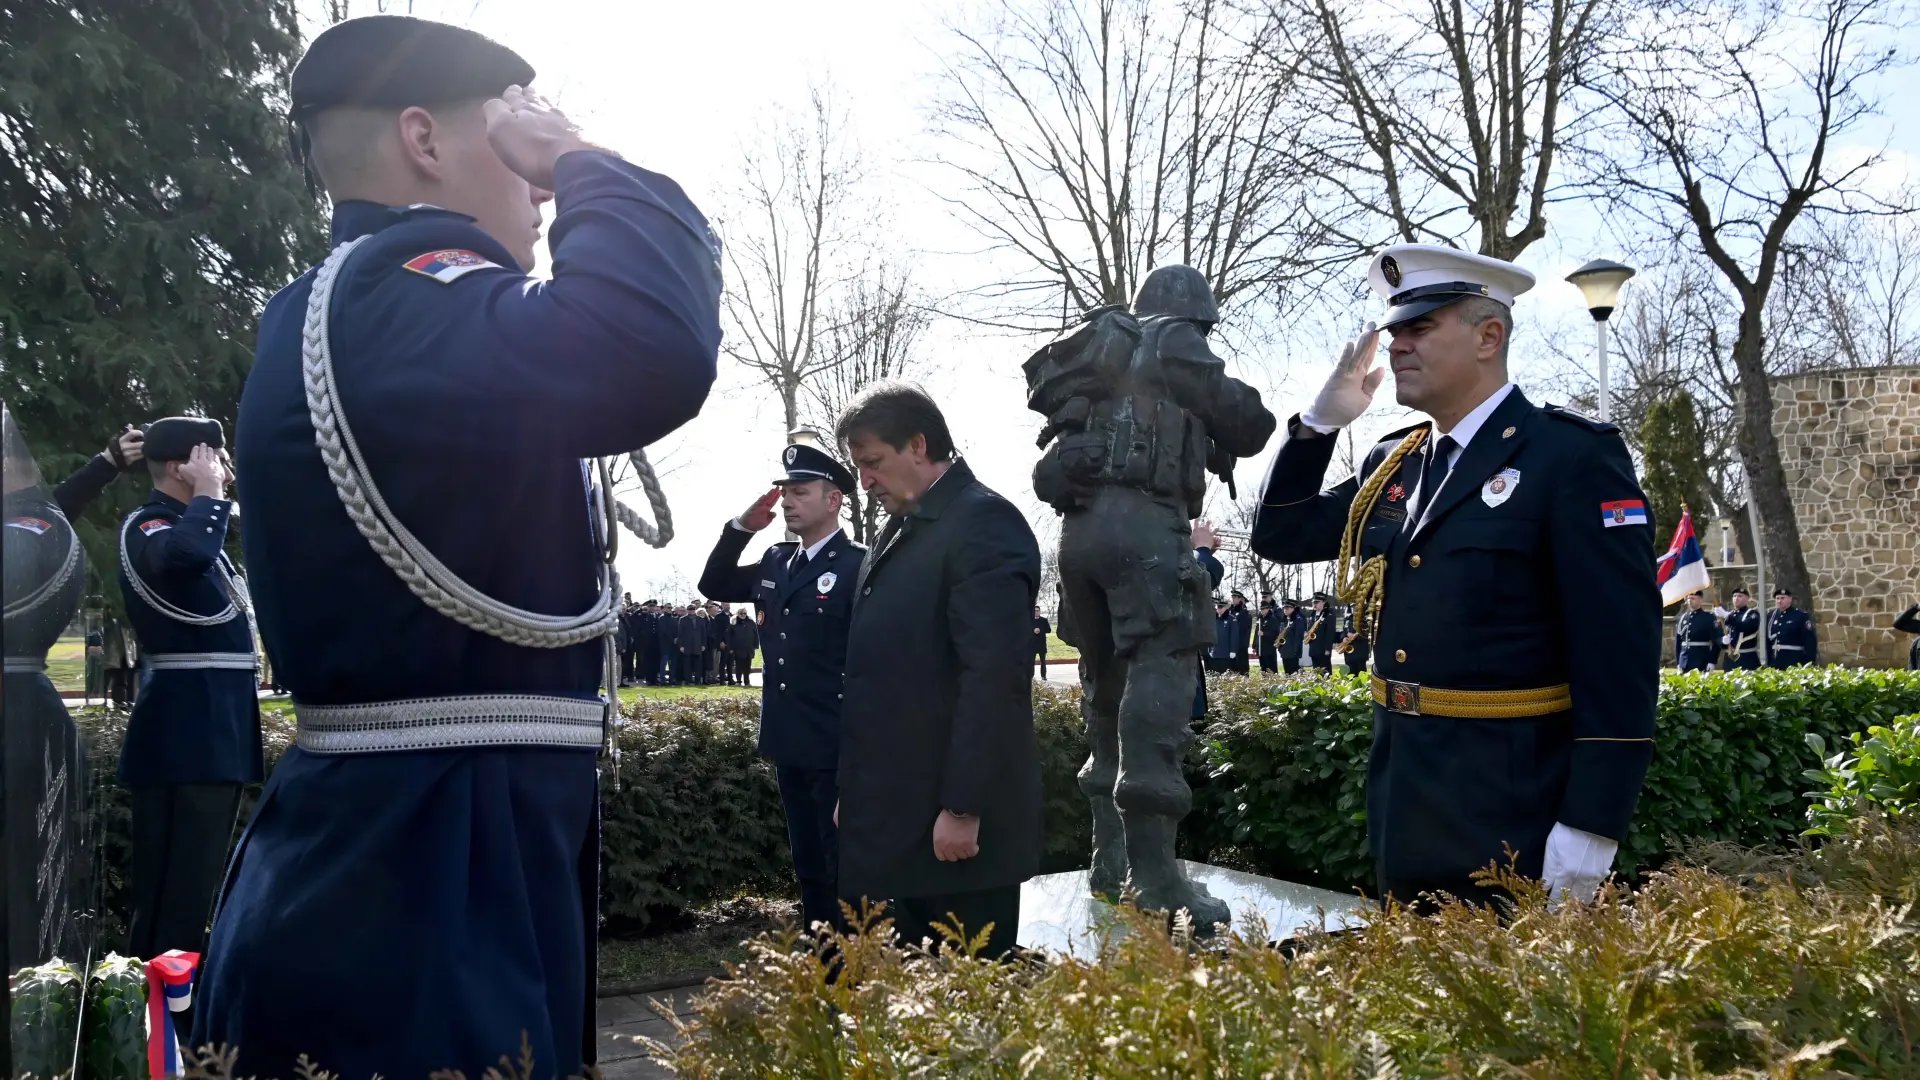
[138,518,173,535]
[6,516,52,534]
[1542,403,1619,434]
[402,249,504,284]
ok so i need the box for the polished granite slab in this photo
[1017,860,1372,959]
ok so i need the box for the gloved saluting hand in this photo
[1300,322,1386,433]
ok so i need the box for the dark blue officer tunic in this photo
[1767,606,1818,668]
[117,490,264,786]
[699,523,864,931]
[1673,608,1722,672]
[1723,606,1762,669]
[196,150,720,1080]
[1253,390,1661,905]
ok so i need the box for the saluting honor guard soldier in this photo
[1673,591,1722,672]
[1306,593,1337,673]
[195,16,721,1077]
[1722,587,1762,670]
[698,443,866,935]
[1766,588,1817,668]
[115,419,262,970]
[1252,244,1660,907]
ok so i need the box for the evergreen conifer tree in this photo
[1638,390,1717,546]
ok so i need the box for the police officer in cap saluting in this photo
[116,418,262,970]
[198,15,720,1078]
[1252,243,1660,908]
[699,442,866,935]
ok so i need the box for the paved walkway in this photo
[595,987,703,1079]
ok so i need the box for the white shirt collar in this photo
[798,529,840,561]
[1433,382,1517,464]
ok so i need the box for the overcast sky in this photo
[304,0,1918,603]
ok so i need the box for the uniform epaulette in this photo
[1541,403,1619,434]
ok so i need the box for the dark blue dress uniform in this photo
[697,444,865,934]
[1767,598,1818,668]
[1253,388,1661,905]
[1674,607,1722,672]
[193,18,720,1080]
[4,474,89,975]
[1723,602,1763,669]
[116,418,263,965]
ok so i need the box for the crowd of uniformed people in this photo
[6,10,1920,1080]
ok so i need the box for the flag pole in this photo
[1748,492,1769,667]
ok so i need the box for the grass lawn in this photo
[1043,632,1079,662]
[598,897,796,987]
[47,636,87,692]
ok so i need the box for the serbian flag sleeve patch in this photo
[403,249,503,284]
[1600,499,1649,528]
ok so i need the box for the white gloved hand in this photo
[1542,821,1616,907]
[1300,322,1387,433]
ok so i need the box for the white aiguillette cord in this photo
[301,236,676,774]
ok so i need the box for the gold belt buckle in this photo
[1385,678,1422,716]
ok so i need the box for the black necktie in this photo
[1415,435,1458,526]
[790,549,810,577]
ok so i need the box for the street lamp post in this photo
[1565,259,1637,423]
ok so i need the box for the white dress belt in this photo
[146,652,259,671]
[294,693,606,754]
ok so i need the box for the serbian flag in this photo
[1656,508,1711,607]
[146,950,199,1080]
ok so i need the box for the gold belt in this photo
[1371,675,1572,719]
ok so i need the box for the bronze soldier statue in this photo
[1026,266,1275,928]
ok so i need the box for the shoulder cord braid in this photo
[1334,428,1428,647]
[302,236,674,651]
[119,509,241,626]
[6,522,80,620]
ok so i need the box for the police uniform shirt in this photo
[235,151,721,705]
[1252,382,1661,897]
[699,523,865,769]
[117,489,263,786]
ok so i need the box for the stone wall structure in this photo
[1768,367,1920,668]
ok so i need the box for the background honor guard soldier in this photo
[1280,598,1307,674]
[1251,243,1660,907]
[728,607,759,685]
[198,16,721,1079]
[1767,588,1818,668]
[1223,591,1254,675]
[1722,587,1762,670]
[4,410,123,975]
[1257,593,1282,673]
[1033,605,1053,679]
[699,443,865,935]
[1674,591,1722,672]
[115,419,262,971]
[1191,525,1226,717]
[1306,593,1337,672]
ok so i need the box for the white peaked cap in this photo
[1367,243,1537,329]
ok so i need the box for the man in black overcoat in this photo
[834,384,1043,960]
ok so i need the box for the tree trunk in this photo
[1730,311,1814,613]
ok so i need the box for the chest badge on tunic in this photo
[1386,483,1406,502]
[815,572,838,594]
[1481,468,1520,508]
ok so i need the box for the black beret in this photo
[290,16,534,117]
[143,417,224,462]
[774,443,856,495]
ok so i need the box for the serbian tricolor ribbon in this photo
[145,950,199,1080]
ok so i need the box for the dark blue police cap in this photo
[775,444,855,495]
[143,417,224,462]
[289,16,535,118]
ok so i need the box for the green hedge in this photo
[1805,713,1920,836]
[652,815,1920,1078]
[64,667,1920,952]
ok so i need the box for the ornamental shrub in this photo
[62,667,1920,950]
[649,815,1920,1078]
[1805,713,1920,836]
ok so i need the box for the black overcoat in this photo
[837,460,1044,900]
